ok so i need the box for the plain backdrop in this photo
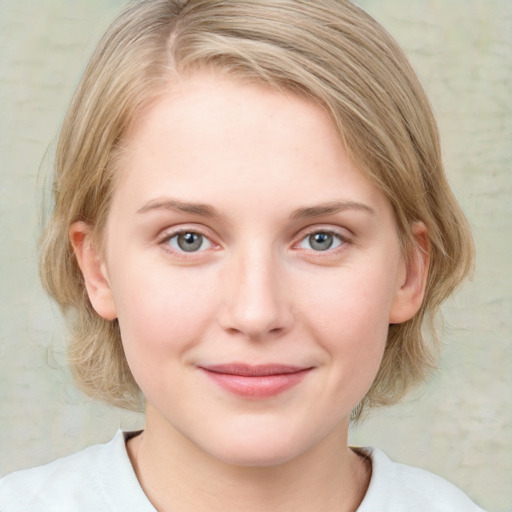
[0,1,510,511]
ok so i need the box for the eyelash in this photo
[294,228,349,254]
[158,227,350,258]
[158,228,218,259]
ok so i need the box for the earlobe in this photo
[69,222,117,321]
[389,222,430,324]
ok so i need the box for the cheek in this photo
[300,264,396,367]
[110,261,219,372]
[306,266,395,331]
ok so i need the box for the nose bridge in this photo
[221,241,291,339]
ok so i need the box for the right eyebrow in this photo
[136,198,220,218]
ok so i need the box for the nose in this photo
[219,246,293,340]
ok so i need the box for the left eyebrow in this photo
[290,201,376,220]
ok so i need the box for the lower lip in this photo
[200,369,311,398]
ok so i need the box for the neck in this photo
[127,409,370,512]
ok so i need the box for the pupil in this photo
[310,232,333,251]
[178,232,202,252]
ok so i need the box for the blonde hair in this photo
[40,0,474,417]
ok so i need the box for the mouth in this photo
[198,364,313,398]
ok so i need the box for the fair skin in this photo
[71,72,428,512]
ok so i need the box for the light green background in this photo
[0,2,510,511]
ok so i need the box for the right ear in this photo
[69,221,117,320]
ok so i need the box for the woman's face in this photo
[78,72,423,466]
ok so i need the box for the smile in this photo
[198,364,313,398]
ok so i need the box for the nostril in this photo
[222,323,288,341]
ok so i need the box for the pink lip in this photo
[198,364,312,398]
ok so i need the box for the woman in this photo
[0,1,484,510]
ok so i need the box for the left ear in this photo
[389,222,430,324]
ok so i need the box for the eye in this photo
[297,231,345,252]
[165,231,214,253]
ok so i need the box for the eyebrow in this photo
[136,198,375,219]
[137,199,220,218]
[290,201,376,220]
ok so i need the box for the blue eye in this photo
[298,231,344,251]
[167,231,213,252]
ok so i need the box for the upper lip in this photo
[199,364,310,377]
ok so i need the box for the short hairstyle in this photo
[40,0,474,419]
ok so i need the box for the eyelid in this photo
[292,226,352,252]
[169,231,214,252]
[157,225,221,257]
[155,223,352,258]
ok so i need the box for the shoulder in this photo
[0,440,110,511]
[356,447,487,512]
[0,430,154,512]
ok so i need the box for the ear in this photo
[69,221,117,320]
[389,222,430,324]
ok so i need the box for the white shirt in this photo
[0,430,486,511]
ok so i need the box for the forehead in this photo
[112,71,391,220]
[125,71,338,165]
